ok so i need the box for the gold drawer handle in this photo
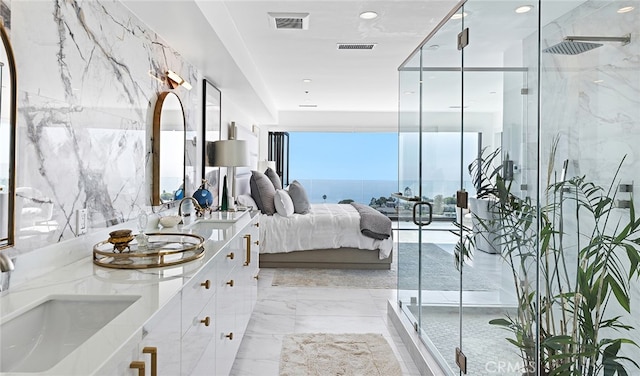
[143,347,157,376]
[200,316,211,326]
[254,222,259,227]
[225,332,234,340]
[200,280,211,289]
[243,234,251,266]
[226,252,234,260]
[129,361,145,376]
[226,279,234,287]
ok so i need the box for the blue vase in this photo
[173,187,184,201]
[194,186,214,208]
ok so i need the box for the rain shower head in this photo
[543,34,631,55]
[543,41,603,55]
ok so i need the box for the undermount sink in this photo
[184,220,233,241]
[0,294,140,373]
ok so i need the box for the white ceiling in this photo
[122,0,586,131]
[123,0,460,130]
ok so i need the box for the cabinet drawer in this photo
[181,295,216,375]
[181,263,216,335]
[215,272,240,376]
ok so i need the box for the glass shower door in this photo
[397,5,465,373]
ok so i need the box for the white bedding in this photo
[259,203,393,260]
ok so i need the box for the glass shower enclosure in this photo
[396,1,640,375]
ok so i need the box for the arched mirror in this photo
[0,21,17,249]
[152,92,186,206]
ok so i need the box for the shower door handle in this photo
[412,202,433,226]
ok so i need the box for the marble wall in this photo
[8,0,201,252]
[533,0,640,362]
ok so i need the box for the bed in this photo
[235,171,393,270]
[258,203,393,269]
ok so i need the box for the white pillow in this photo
[237,194,258,210]
[273,189,294,217]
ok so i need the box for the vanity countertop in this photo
[0,210,253,376]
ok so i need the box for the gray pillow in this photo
[250,171,276,215]
[288,180,310,214]
[265,167,282,190]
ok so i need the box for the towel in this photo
[350,203,392,240]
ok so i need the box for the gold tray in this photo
[93,232,205,269]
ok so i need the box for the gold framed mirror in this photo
[152,92,186,206]
[0,20,17,250]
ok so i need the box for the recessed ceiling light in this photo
[302,79,312,83]
[515,5,534,14]
[450,12,467,20]
[594,79,605,83]
[617,6,634,13]
[359,11,378,20]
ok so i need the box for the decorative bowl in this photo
[108,229,134,253]
[159,215,182,228]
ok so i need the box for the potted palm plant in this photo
[466,141,640,375]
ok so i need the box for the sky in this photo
[289,132,398,181]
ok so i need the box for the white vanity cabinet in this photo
[237,220,260,341]
[188,213,260,376]
[139,292,182,375]
[181,256,218,375]
[213,217,260,376]
[94,213,259,376]
[94,293,182,376]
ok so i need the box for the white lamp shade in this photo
[212,140,249,167]
[257,160,276,172]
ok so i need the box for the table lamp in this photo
[211,139,249,211]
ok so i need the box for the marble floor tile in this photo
[233,268,427,375]
[295,298,380,316]
[294,314,389,334]
[234,334,283,360]
[229,358,280,376]
[244,311,296,335]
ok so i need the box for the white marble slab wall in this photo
[9,0,201,253]
[525,0,640,361]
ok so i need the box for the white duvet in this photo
[259,203,393,260]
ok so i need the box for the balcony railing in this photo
[293,178,470,222]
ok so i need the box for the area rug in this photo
[272,267,396,289]
[271,243,499,291]
[279,333,402,376]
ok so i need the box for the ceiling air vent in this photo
[268,12,309,30]
[337,43,377,50]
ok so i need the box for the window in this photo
[288,132,398,207]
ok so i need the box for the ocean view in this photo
[295,179,467,205]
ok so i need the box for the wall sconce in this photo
[166,70,192,90]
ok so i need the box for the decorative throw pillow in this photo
[237,194,258,210]
[265,167,282,190]
[288,180,310,214]
[274,189,295,217]
[250,171,276,215]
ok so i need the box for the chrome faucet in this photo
[0,252,15,293]
[177,197,204,218]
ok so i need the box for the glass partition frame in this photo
[399,1,640,375]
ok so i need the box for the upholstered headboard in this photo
[235,169,252,196]
[233,123,258,197]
